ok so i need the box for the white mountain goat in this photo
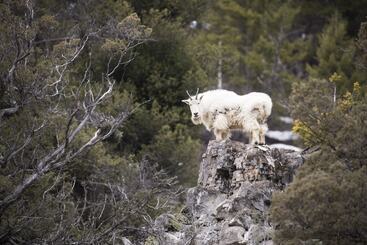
[182,89,272,144]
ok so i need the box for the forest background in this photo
[0,0,367,244]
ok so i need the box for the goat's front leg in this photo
[221,130,231,140]
[245,119,261,145]
[250,130,260,145]
[214,129,224,141]
[259,123,268,145]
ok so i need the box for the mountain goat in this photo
[182,89,272,145]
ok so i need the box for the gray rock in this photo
[122,237,133,245]
[244,224,272,245]
[149,140,304,245]
[228,217,244,227]
[154,213,176,231]
[163,232,184,244]
[219,225,246,245]
[194,223,221,245]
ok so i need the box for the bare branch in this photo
[0,105,19,123]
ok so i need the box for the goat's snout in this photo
[193,112,199,117]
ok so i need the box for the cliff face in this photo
[153,140,304,245]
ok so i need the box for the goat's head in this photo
[182,88,204,125]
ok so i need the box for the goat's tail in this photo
[263,95,273,118]
[251,93,272,123]
[253,102,272,124]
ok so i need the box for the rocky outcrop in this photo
[152,140,304,245]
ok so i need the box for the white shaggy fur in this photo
[182,89,272,144]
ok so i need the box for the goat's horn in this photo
[186,90,192,98]
[195,88,199,99]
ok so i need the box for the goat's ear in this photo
[182,99,190,105]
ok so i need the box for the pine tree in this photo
[193,0,312,97]
[306,14,364,92]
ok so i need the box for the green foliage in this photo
[307,14,363,91]
[357,22,367,71]
[272,165,367,244]
[141,124,202,186]
[108,5,210,186]
[2,0,367,243]
[272,77,367,243]
[128,0,209,23]
[289,78,334,146]
[120,11,209,106]
[296,0,367,36]
[0,1,199,243]
[289,76,366,148]
[273,19,367,242]
[195,0,311,96]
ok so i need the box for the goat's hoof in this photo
[259,143,265,145]
[254,141,259,145]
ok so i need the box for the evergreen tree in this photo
[109,1,210,186]
[307,14,364,92]
[0,1,195,242]
[271,22,367,244]
[194,0,311,96]
[271,79,367,244]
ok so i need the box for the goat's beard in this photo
[191,116,202,125]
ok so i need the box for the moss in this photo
[144,236,159,245]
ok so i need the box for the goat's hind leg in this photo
[244,119,261,145]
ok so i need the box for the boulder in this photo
[151,140,304,245]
